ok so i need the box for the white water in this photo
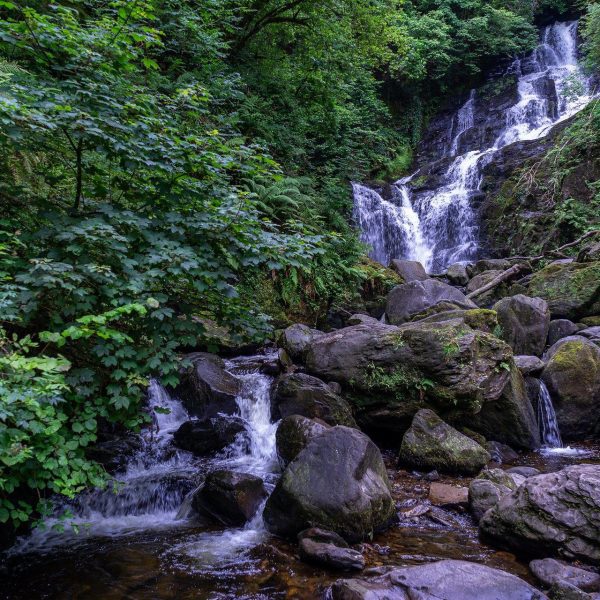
[353,21,593,272]
[537,380,563,448]
[11,355,280,558]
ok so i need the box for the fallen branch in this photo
[466,264,524,300]
[511,230,600,264]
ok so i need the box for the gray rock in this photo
[390,259,429,282]
[507,466,541,478]
[275,415,328,467]
[329,559,548,600]
[173,416,246,455]
[515,355,546,376]
[386,279,476,325]
[280,324,323,362]
[469,479,512,522]
[486,440,519,463]
[272,372,356,427]
[530,558,600,592]
[470,258,512,276]
[580,327,600,343]
[399,409,490,475]
[446,262,470,286]
[577,241,600,263]
[192,470,267,526]
[494,295,550,356]
[549,582,594,600]
[264,426,395,542]
[298,528,365,571]
[480,465,600,564]
[548,320,580,346]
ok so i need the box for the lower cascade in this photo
[537,380,563,449]
[353,20,593,272]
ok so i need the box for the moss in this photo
[463,309,498,333]
[580,316,600,326]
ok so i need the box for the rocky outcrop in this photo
[541,338,600,439]
[192,470,267,526]
[173,416,246,455]
[329,559,548,600]
[298,528,365,571]
[480,465,600,564]
[399,409,490,475]
[493,295,550,356]
[272,373,356,427]
[174,353,241,417]
[528,262,600,320]
[275,415,328,467]
[263,426,395,542]
[385,279,476,324]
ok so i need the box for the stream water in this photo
[353,20,594,272]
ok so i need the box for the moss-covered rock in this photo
[275,415,328,467]
[528,262,600,320]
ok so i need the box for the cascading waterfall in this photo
[537,380,563,448]
[353,21,593,273]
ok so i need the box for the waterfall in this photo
[537,380,563,448]
[353,20,593,273]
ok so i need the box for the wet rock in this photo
[264,426,395,542]
[298,528,365,571]
[272,372,356,427]
[386,279,476,325]
[541,338,600,439]
[493,295,550,356]
[480,465,600,564]
[507,466,541,478]
[399,409,490,476]
[428,482,469,507]
[515,355,546,376]
[530,558,600,593]
[528,262,600,320]
[173,416,246,455]
[275,415,328,467]
[175,353,241,418]
[549,582,595,600]
[87,434,142,474]
[469,468,517,522]
[470,258,512,277]
[280,324,323,362]
[389,259,429,282]
[329,559,548,600]
[192,470,267,526]
[486,440,519,463]
[548,320,580,346]
[446,262,470,286]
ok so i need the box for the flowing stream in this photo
[353,21,593,272]
[537,380,563,448]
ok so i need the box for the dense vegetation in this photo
[0,0,596,530]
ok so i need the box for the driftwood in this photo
[466,264,524,300]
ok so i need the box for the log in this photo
[466,264,524,300]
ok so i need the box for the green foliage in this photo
[583,2,600,72]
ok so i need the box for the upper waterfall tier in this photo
[353,20,593,272]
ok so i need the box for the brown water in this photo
[2,443,598,600]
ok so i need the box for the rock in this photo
[577,241,600,263]
[480,465,600,564]
[347,313,381,326]
[580,317,600,327]
[528,262,600,320]
[302,318,538,449]
[515,355,546,376]
[329,559,548,600]
[507,466,541,478]
[548,320,580,346]
[192,470,268,526]
[428,482,469,507]
[469,479,512,522]
[272,372,356,427]
[544,336,591,361]
[87,434,142,474]
[263,426,395,542]
[446,262,470,286]
[494,295,550,356]
[399,409,490,475]
[466,269,504,301]
[174,353,241,417]
[389,259,429,282]
[580,327,600,344]
[298,528,365,571]
[280,324,323,362]
[470,258,512,276]
[386,279,476,325]
[549,582,595,600]
[173,415,246,455]
[486,440,519,463]
[530,558,600,592]
[541,338,600,439]
[478,467,519,490]
[275,415,328,467]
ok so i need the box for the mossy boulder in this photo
[280,324,324,362]
[263,426,395,542]
[275,415,328,467]
[528,262,600,320]
[399,409,490,476]
[541,339,600,439]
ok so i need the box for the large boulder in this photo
[389,259,429,282]
[263,426,395,542]
[272,373,356,427]
[303,319,539,449]
[329,559,548,600]
[528,262,600,320]
[541,339,600,439]
[386,279,476,325]
[174,353,241,417]
[446,262,470,286]
[399,409,490,475]
[480,465,600,564]
[192,470,268,526]
[173,416,246,455]
[494,295,550,356]
[280,324,323,362]
[548,320,580,347]
[275,415,328,467]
